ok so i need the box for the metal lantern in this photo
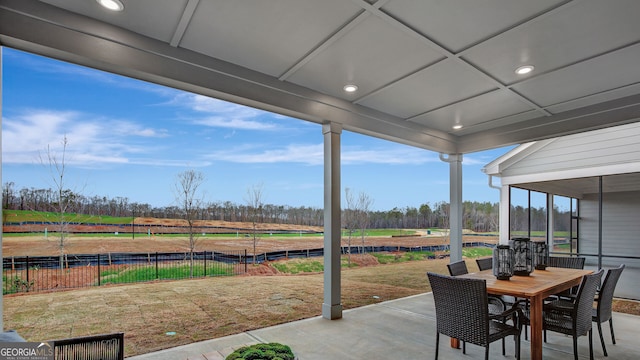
[532,240,549,270]
[492,245,514,280]
[510,237,534,276]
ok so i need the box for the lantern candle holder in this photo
[510,237,534,276]
[533,241,549,270]
[492,245,514,280]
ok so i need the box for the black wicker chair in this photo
[447,260,506,315]
[593,264,625,356]
[548,256,586,269]
[543,269,604,360]
[517,256,587,340]
[50,332,124,360]
[476,257,493,271]
[427,272,522,360]
[548,256,586,300]
[447,260,469,276]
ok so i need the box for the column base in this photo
[322,303,343,320]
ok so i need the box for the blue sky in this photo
[2,48,513,211]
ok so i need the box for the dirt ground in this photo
[2,232,492,257]
[3,221,638,317]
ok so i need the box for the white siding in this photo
[502,122,640,177]
[580,191,640,300]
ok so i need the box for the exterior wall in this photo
[580,191,640,300]
[502,122,640,178]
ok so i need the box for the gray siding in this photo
[503,122,640,177]
[579,191,640,300]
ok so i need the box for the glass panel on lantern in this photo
[493,245,514,280]
[510,237,533,276]
[533,240,548,270]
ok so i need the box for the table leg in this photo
[529,295,543,360]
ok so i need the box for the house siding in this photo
[503,122,640,177]
[580,191,640,300]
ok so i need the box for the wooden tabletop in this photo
[460,267,591,298]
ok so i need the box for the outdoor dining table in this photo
[457,267,592,360]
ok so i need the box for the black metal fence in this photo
[3,242,494,295]
[3,250,247,295]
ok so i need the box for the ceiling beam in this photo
[458,93,640,153]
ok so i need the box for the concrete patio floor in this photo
[128,293,640,359]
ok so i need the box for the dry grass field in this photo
[4,256,445,357]
[3,229,638,357]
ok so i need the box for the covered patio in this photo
[128,293,640,360]
[2,1,640,355]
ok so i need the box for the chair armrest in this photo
[544,299,575,314]
[491,306,524,329]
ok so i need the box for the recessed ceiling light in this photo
[452,124,463,130]
[343,84,358,93]
[97,0,124,11]
[515,65,534,75]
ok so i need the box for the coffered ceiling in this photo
[1,0,640,154]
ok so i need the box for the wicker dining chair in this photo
[447,260,469,276]
[50,332,124,360]
[543,269,604,360]
[548,256,586,300]
[548,256,586,269]
[593,264,625,356]
[517,255,587,341]
[445,259,509,352]
[447,260,506,314]
[476,257,493,271]
[427,272,522,360]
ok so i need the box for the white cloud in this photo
[2,109,175,167]
[194,116,277,130]
[5,48,176,97]
[175,94,278,130]
[205,143,440,166]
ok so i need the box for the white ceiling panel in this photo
[546,83,640,114]
[357,59,497,119]
[381,0,567,52]
[463,0,640,85]
[40,0,188,43]
[286,15,443,100]
[409,89,533,133]
[179,0,362,77]
[513,43,640,108]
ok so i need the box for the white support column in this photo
[440,154,463,262]
[500,185,510,245]
[322,122,342,320]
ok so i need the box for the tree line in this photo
[3,182,572,233]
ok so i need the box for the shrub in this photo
[226,343,295,360]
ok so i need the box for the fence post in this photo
[204,251,207,277]
[26,256,30,293]
[97,254,101,286]
[155,252,159,279]
[244,249,247,273]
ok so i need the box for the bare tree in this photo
[434,201,450,251]
[41,136,82,272]
[343,188,373,265]
[343,188,359,267]
[245,183,264,264]
[174,169,205,277]
[356,191,374,253]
